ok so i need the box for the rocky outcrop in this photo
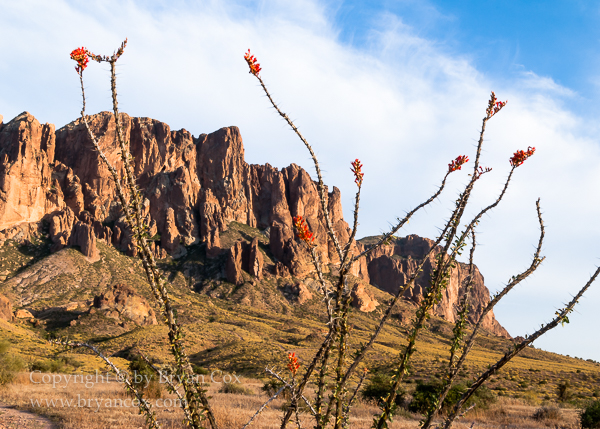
[290,282,313,305]
[226,238,265,285]
[15,309,34,319]
[226,241,245,286]
[0,113,59,231]
[93,283,157,326]
[0,294,12,321]
[358,235,510,338]
[247,237,264,279]
[0,112,510,335]
[351,282,378,313]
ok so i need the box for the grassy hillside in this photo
[0,221,599,410]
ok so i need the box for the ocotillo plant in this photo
[59,40,599,429]
[243,49,599,429]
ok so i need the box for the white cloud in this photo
[1,0,599,360]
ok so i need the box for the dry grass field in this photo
[0,372,585,429]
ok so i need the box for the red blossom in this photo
[70,47,89,73]
[510,146,536,167]
[244,49,262,76]
[350,159,364,186]
[287,352,300,376]
[448,155,469,173]
[293,215,315,246]
[486,91,507,119]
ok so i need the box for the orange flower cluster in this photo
[70,47,89,73]
[486,91,507,119]
[510,146,536,167]
[293,215,315,246]
[448,155,469,173]
[287,352,300,376]
[350,158,364,186]
[244,49,261,76]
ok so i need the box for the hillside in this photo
[1,112,599,428]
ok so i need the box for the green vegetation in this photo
[0,339,25,385]
[581,399,600,428]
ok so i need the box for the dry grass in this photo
[0,373,586,429]
[0,372,422,429]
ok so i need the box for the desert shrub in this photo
[191,364,210,375]
[557,380,572,401]
[533,406,561,421]
[219,383,254,395]
[262,379,290,399]
[31,358,65,373]
[409,381,496,415]
[29,355,81,373]
[0,340,25,385]
[581,399,600,428]
[128,356,162,399]
[362,374,407,407]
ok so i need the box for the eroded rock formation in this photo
[93,283,157,326]
[0,294,12,321]
[358,235,510,338]
[0,111,508,329]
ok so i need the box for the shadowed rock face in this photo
[0,112,508,329]
[358,235,510,338]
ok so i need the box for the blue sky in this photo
[1,0,600,361]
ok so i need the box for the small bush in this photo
[262,379,289,399]
[361,374,406,407]
[581,399,600,429]
[409,381,496,415]
[219,383,253,395]
[128,356,162,399]
[533,406,561,421]
[0,340,25,385]
[30,356,81,373]
[557,380,572,401]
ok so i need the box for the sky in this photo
[1,0,600,361]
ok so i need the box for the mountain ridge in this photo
[0,111,507,337]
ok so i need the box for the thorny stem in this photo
[342,369,369,429]
[77,48,217,429]
[242,385,286,429]
[421,231,477,429]
[280,333,336,428]
[53,340,162,429]
[375,108,498,429]
[351,172,451,264]
[340,183,362,272]
[423,199,547,429]
[138,352,194,427]
[254,75,344,264]
[442,264,600,429]
[265,367,317,416]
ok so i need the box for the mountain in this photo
[0,111,506,337]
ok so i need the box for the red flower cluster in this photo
[287,352,300,376]
[350,159,364,186]
[293,216,315,246]
[70,47,89,73]
[244,49,261,76]
[486,91,507,119]
[510,146,536,167]
[448,155,469,173]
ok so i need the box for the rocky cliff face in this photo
[0,112,507,332]
[357,235,510,338]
